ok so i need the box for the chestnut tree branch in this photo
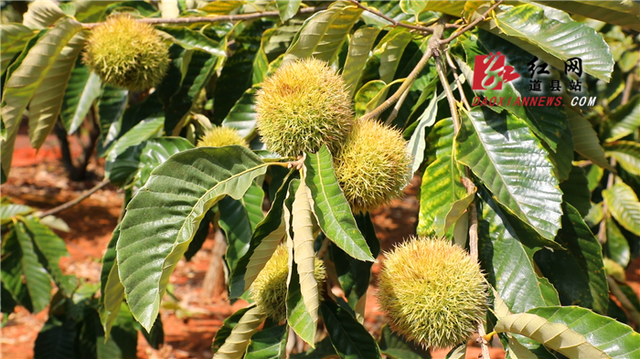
[439,0,503,45]
[36,179,111,218]
[361,22,445,122]
[82,5,326,29]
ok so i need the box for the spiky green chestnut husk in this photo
[378,237,488,348]
[333,119,412,214]
[197,126,248,148]
[255,58,354,157]
[251,245,325,321]
[83,15,169,91]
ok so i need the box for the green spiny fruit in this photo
[197,126,248,148]
[255,58,354,157]
[333,119,412,214]
[251,244,325,321]
[377,237,488,348]
[83,15,170,91]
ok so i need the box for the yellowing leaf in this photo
[214,305,266,359]
[494,313,609,359]
[292,179,320,323]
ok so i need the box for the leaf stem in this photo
[435,54,460,133]
[81,5,326,29]
[36,179,111,218]
[607,276,640,327]
[439,0,503,45]
[348,0,458,34]
[361,22,445,122]
[445,50,471,111]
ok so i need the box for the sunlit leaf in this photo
[60,64,102,135]
[494,4,614,82]
[343,27,382,98]
[602,95,640,142]
[456,107,563,241]
[23,0,65,29]
[284,2,363,63]
[0,24,34,74]
[605,141,640,176]
[116,147,268,330]
[603,181,640,236]
[214,305,266,359]
[528,306,640,358]
[304,147,374,262]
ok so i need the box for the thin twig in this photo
[598,157,617,244]
[37,179,111,218]
[435,55,460,133]
[385,83,411,125]
[362,22,445,122]
[608,276,640,327]
[439,0,503,45]
[317,237,331,259]
[445,50,471,111]
[349,0,435,33]
[462,178,490,359]
[621,72,635,105]
[82,5,325,29]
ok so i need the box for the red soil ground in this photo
[2,130,638,359]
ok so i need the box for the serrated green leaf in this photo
[1,203,33,225]
[116,146,268,330]
[378,324,427,359]
[603,181,640,236]
[606,217,630,267]
[28,31,85,149]
[21,217,76,295]
[584,202,604,228]
[320,301,382,359]
[561,166,591,218]
[536,1,640,32]
[399,0,427,15]
[303,147,374,262]
[494,4,614,82]
[212,306,252,354]
[158,26,227,57]
[343,27,382,98]
[455,33,568,151]
[100,225,124,339]
[1,229,33,311]
[199,0,245,15]
[60,64,102,135]
[277,0,301,22]
[23,0,65,29]
[417,154,468,238]
[375,27,413,84]
[34,321,77,359]
[220,183,265,274]
[284,2,363,63]
[214,305,266,359]
[105,117,165,181]
[535,204,609,314]
[96,84,128,156]
[605,141,640,176]
[107,136,194,188]
[72,0,117,23]
[245,324,287,359]
[354,80,386,118]
[1,18,83,175]
[14,221,51,313]
[235,172,293,295]
[1,24,34,74]
[407,89,437,174]
[567,110,612,170]
[478,190,560,314]
[162,48,224,134]
[528,306,640,358]
[330,213,380,313]
[494,312,609,359]
[603,95,640,142]
[456,107,563,241]
[221,87,259,139]
[289,337,338,359]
